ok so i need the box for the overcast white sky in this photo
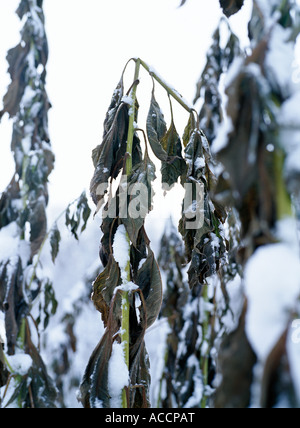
[0,0,253,224]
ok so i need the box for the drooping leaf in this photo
[90,69,144,214]
[103,76,125,137]
[65,192,91,240]
[79,330,114,409]
[146,92,168,162]
[260,328,298,408]
[29,198,48,257]
[161,121,187,187]
[122,155,156,247]
[183,113,196,148]
[16,0,31,18]
[0,336,8,388]
[146,92,187,188]
[185,130,208,181]
[50,223,61,264]
[2,44,30,118]
[92,255,121,327]
[135,246,163,329]
[91,104,133,209]
[0,176,20,229]
[128,340,151,408]
[37,280,58,330]
[194,19,243,143]
[1,257,27,355]
[214,304,257,408]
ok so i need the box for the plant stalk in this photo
[121,58,141,408]
[126,59,141,175]
[137,58,194,115]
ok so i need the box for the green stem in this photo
[121,58,141,409]
[274,149,292,220]
[137,58,195,115]
[2,353,14,374]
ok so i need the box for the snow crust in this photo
[6,353,32,376]
[113,225,130,278]
[108,342,129,408]
[245,242,300,360]
[266,24,294,97]
[280,91,300,177]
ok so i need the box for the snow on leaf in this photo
[108,342,129,408]
[113,224,130,280]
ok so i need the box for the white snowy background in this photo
[1,0,300,408]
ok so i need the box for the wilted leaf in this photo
[90,103,129,210]
[0,176,20,229]
[2,44,29,118]
[261,328,298,408]
[39,281,58,330]
[146,92,168,162]
[180,122,228,291]
[135,246,163,329]
[50,223,61,264]
[79,331,114,408]
[194,19,243,143]
[214,304,257,408]
[103,76,124,136]
[65,192,91,240]
[1,257,27,355]
[92,255,121,327]
[122,155,156,247]
[183,113,196,148]
[185,130,207,180]
[146,93,187,188]
[29,199,47,258]
[128,341,151,408]
[25,321,58,408]
[161,121,187,187]
[16,0,31,18]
